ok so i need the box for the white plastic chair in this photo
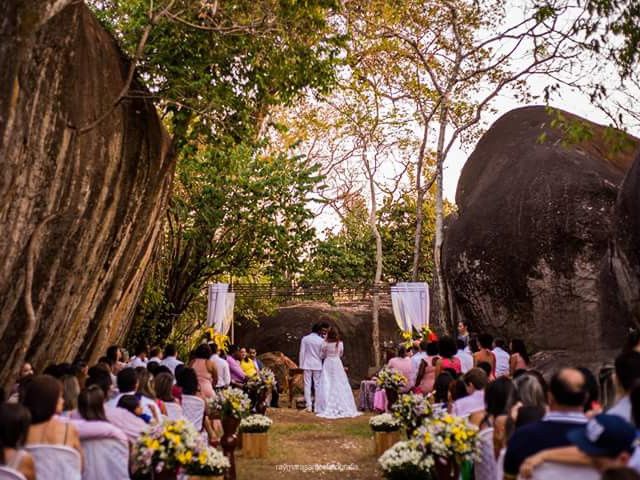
[81,438,130,480]
[518,461,600,480]
[164,402,184,421]
[475,428,497,480]
[25,445,81,480]
[181,395,205,431]
[0,466,27,480]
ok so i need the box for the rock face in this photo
[0,2,174,384]
[612,151,640,326]
[443,106,638,363]
[235,301,400,385]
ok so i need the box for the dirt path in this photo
[235,408,384,480]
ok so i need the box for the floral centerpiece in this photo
[246,368,276,393]
[183,446,230,478]
[392,393,433,436]
[378,440,434,480]
[375,367,407,391]
[209,387,251,419]
[415,412,478,464]
[369,413,402,433]
[132,419,218,478]
[239,414,273,433]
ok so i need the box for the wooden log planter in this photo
[241,432,269,459]
[373,430,402,456]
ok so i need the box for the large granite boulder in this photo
[235,301,401,385]
[0,2,175,384]
[611,151,640,326]
[443,106,638,364]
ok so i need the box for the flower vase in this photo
[373,430,401,456]
[433,456,460,480]
[242,432,268,458]
[221,416,241,480]
[384,388,398,411]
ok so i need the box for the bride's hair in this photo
[326,327,340,343]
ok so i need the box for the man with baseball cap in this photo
[520,414,638,478]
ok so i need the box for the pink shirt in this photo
[452,390,485,417]
[227,356,246,383]
[387,357,413,392]
[103,406,147,443]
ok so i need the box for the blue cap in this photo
[567,414,636,457]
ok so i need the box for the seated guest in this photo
[415,343,439,394]
[579,367,602,417]
[73,386,127,443]
[474,334,496,378]
[226,345,247,386]
[176,367,200,397]
[608,351,640,424]
[154,372,183,419]
[519,414,636,478]
[148,346,163,364]
[60,375,80,418]
[0,403,36,480]
[210,343,231,388]
[503,368,588,479]
[482,377,515,456]
[493,338,511,378]
[22,375,82,456]
[84,370,145,442]
[190,344,217,399]
[477,361,493,379]
[128,344,149,369]
[161,344,184,375]
[107,368,157,419]
[452,368,488,420]
[510,339,530,375]
[136,367,162,419]
[435,336,462,377]
[386,346,412,392]
[249,348,263,371]
[410,341,429,386]
[105,345,125,374]
[239,347,258,378]
[455,339,473,374]
[433,372,454,409]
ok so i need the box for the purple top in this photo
[227,356,246,383]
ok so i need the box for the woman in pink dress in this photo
[386,346,412,392]
[435,336,462,378]
[190,344,218,400]
[415,342,440,394]
[509,339,529,376]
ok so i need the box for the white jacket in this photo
[299,333,324,370]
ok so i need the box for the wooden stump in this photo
[373,430,402,456]
[242,432,269,459]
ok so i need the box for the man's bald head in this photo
[549,368,587,409]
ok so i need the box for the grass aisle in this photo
[236,408,385,479]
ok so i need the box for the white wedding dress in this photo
[315,341,361,419]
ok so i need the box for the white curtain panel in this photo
[391,282,430,331]
[206,283,230,331]
[222,292,235,336]
[391,286,411,332]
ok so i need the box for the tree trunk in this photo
[0,3,175,386]
[411,123,430,281]
[434,103,452,334]
[365,154,382,368]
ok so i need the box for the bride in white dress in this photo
[315,327,361,419]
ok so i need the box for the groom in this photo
[299,322,329,412]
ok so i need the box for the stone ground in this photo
[235,408,385,480]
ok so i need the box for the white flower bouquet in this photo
[184,445,230,476]
[378,440,434,480]
[246,368,276,393]
[392,392,433,433]
[209,387,251,419]
[369,413,402,432]
[375,367,408,391]
[239,414,273,433]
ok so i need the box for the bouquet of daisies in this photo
[132,419,203,476]
[392,393,433,434]
[209,387,251,419]
[375,367,408,391]
[183,445,230,476]
[239,414,273,433]
[414,412,479,464]
[369,413,402,433]
[378,440,435,480]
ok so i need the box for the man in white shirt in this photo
[209,343,231,387]
[410,340,428,386]
[455,339,474,374]
[452,368,488,417]
[128,344,149,368]
[299,322,327,412]
[148,346,163,364]
[493,338,511,378]
[161,344,184,375]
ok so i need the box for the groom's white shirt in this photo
[299,332,324,370]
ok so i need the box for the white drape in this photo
[390,282,430,332]
[206,283,233,335]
